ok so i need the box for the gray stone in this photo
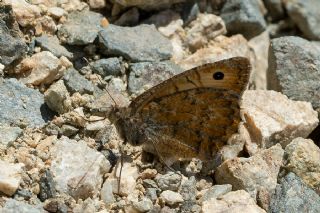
[60,124,78,137]
[0,125,22,146]
[132,198,153,212]
[269,173,320,213]
[101,180,115,205]
[221,0,267,39]
[39,170,56,202]
[0,5,27,66]
[128,61,183,95]
[58,10,104,45]
[91,57,125,77]
[1,199,44,213]
[263,0,285,21]
[146,188,158,202]
[155,172,181,191]
[63,68,95,94]
[285,0,320,40]
[35,35,73,59]
[160,190,184,206]
[180,176,197,201]
[114,7,140,26]
[267,36,320,112]
[113,0,185,10]
[98,24,172,62]
[0,78,50,128]
[200,184,232,202]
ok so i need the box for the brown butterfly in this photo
[114,57,251,165]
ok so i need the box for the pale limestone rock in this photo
[50,137,111,200]
[16,51,67,86]
[48,7,66,19]
[241,90,319,149]
[101,180,114,206]
[215,144,284,198]
[88,0,106,9]
[202,190,266,213]
[160,190,184,206]
[4,0,41,27]
[0,63,4,73]
[285,137,320,190]
[0,160,24,196]
[248,31,270,89]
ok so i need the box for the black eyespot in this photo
[213,71,224,80]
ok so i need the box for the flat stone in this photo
[267,36,320,112]
[221,0,267,39]
[241,90,319,149]
[0,5,27,66]
[155,172,182,191]
[285,138,320,191]
[160,190,184,206]
[0,160,24,196]
[285,0,320,40]
[1,199,44,213]
[35,35,73,59]
[63,68,95,94]
[90,58,125,77]
[98,24,172,62]
[128,61,183,95]
[0,125,22,146]
[200,184,232,203]
[0,78,51,128]
[215,144,284,198]
[202,190,266,213]
[48,7,66,19]
[50,137,111,200]
[58,10,104,45]
[269,173,320,213]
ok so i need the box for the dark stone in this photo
[0,78,50,128]
[180,177,197,213]
[14,189,33,200]
[43,198,68,213]
[63,68,95,94]
[263,0,285,21]
[269,172,320,213]
[98,24,172,62]
[220,0,267,39]
[39,169,56,202]
[128,61,183,95]
[267,36,320,112]
[114,7,140,26]
[90,57,125,77]
[35,35,73,59]
[58,10,104,45]
[60,124,78,137]
[0,5,27,66]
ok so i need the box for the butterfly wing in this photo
[124,57,251,161]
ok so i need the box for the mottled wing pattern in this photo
[121,57,251,161]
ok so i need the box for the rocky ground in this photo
[0,0,320,212]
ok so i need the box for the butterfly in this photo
[114,57,251,165]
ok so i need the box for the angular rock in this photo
[160,190,184,206]
[0,125,22,146]
[88,0,106,9]
[200,184,232,203]
[128,61,183,95]
[132,198,153,212]
[114,7,140,26]
[221,0,267,39]
[44,80,72,114]
[98,24,172,62]
[39,170,56,202]
[0,78,50,128]
[0,160,24,196]
[202,190,266,213]
[35,35,73,59]
[1,199,44,213]
[215,144,284,198]
[143,9,180,27]
[58,10,104,45]
[113,0,185,10]
[241,90,319,148]
[50,137,111,199]
[16,51,65,86]
[285,0,320,40]
[155,172,182,191]
[47,7,66,19]
[91,58,125,77]
[63,68,95,94]
[101,180,115,205]
[268,36,320,112]
[263,0,285,21]
[285,138,320,190]
[269,173,320,213]
[0,5,27,66]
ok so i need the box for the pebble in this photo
[220,0,267,39]
[63,68,95,94]
[88,0,107,9]
[0,125,22,146]
[215,144,284,198]
[0,78,51,128]
[35,35,73,59]
[58,10,104,45]
[160,190,184,206]
[50,137,111,200]
[202,190,266,213]
[38,169,56,202]
[269,172,320,213]
[0,160,24,196]
[199,184,232,203]
[114,7,140,26]
[132,198,153,212]
[241,90,319,149]
[1,199,44,213]
[285,137,320,191]
[268,36,320,113]
[145,188,158,202]
[47,7,66,19]
[128,61,183,95]
[101,180,115,205]
[113,0,185,10]
[90,57,125,77]
[60,124,78,137]
[155,172,182,191]
[43,198,69,213]
[98,24,173,62]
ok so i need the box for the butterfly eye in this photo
[213,71,224,80]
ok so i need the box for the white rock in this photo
[1,199,44,212]
[160,190,184,206]
[241,90,319,148]
[215,144,284,198]
[48,7,66,19]
[0,125,22,146]
[0,63,4,73]
[0,160,24,196]
[88,0,106,9]
[202,190,266,213]
[50,137,111,200]
[132,198,153,212]
[101,180,114,205]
